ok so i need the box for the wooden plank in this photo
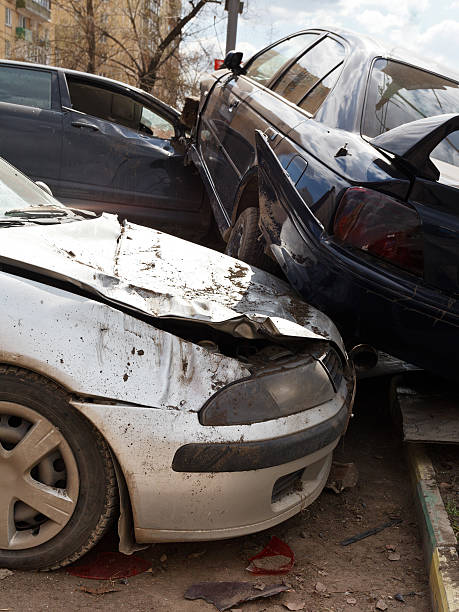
[401,396,459,443]
[392,373,459,444]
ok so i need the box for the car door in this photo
[59,75,206,239]
[198,33,320,222]
[0,64,63,191]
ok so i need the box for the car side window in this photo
[245,33,320,87]
[139,106,175,139]
[272,37,345,105]
[0,66,52,109]
[299,64,342,115]
[67,78,175,139]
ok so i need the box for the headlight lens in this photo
[199,358,335,426]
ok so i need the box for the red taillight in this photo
[333,187,424,276]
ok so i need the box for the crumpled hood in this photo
[0,214,345,353]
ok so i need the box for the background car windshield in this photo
[245,33,319,87]
[363,59,459,167]
[0,157,64,215]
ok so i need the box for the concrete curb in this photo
[406,443,459,612]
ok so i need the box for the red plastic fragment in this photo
[67,551,151,580]
[246,536,294,575]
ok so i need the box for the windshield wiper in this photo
[4,207,70,219]
[0,219,28,227]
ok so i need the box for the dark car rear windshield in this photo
[362,59,459,168]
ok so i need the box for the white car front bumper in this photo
[72,376,351,542]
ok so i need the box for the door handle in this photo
[71,121,99,131]
[228,99,240,113]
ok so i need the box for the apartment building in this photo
[0,0,51,63]
[0,0,183,104]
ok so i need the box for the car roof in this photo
[0,58,180,115]
[313,26,458,82]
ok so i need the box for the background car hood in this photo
[0,214,345,353]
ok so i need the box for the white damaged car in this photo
[0,158,355,570]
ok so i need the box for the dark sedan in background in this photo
[0,60,210,241]
[190,28,459,380]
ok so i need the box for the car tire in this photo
[225,207,269,268]
[0,366,117,570]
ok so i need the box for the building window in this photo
[5,40,10,58]
[5,7,11,27]
[18,15,26,29]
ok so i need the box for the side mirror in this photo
[35,181,53,196]
[222,51,246,75]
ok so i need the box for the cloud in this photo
[416,19,459,73]
[192,0,458,81]
[339,0,430,17]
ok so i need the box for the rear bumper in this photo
[267,232,458,380]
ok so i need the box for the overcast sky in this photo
[190,0,458,74]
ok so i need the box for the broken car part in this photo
[246,536,295,575]
[340,518,403,546]
[184,581,289,611]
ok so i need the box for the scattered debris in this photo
[0,569,13,580]
[77,584,120,596]
[326,462,359,493]
[188,550,206,559]
[67,552,151,580]
[315,581,327,593]
[283,593,305,610]
[375,599,388,611]
[159,554,167,563]
[246,536,294,575]
[385,544,396,551]
[253,582,266,590]
[388,552,401,561]
[340,518,403,546]
[346,597,357,605]
[395,593,406,602]
[184,581,289,611]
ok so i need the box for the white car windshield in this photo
[0,157,69,218]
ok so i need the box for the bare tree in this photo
[98,0,220,100]
[52,0,221,105]
[53,0,109,73]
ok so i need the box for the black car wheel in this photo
[225,207,267,268]
[0,366,117,570]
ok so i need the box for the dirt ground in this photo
[0,377,430,612]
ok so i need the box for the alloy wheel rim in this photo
[0,401,79,550]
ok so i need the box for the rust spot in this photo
[137,349,144,356]
[131,347,135,355]
[123,373,129,382]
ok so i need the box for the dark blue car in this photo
[191,28,459,380]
